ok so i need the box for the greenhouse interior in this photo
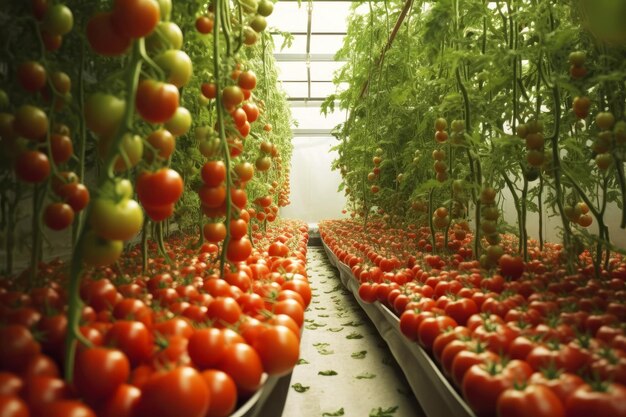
[0,1,626,416]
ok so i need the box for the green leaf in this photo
[369,406,399,417]
[351,350,367,359]
[322,408,345,416]
[291,383,310,393]
[318,370,338,376]
[297,358,309,365]
[346,332,364,339]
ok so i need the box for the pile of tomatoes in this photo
[320,218,626,417]
[0,220,310,417]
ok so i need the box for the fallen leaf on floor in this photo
[369,406,399,417]
[351,350,367,359]
[318,370,338,376]
[322,407,345,416]
[355,372,376,379]
[291,383,310,393]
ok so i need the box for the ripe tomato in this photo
[498,254,524,279]
[253,325,299,376]
[104,321,154,367]
[136,80,179,123]
[203,222,227,243]
[0,325,41,373]
[86,12,131,56]
[73,348,130,404]
[497,384,565,417]
[111,0,160,38]
[50,133,73,164]
[97,384,140,417]
[135,367,210,417]
[195,15,214,34]
[237,71,257,90]
[201,82,217,99]
[18,61,47,92]
[146,129,175,161]
[15,151,50,183]
[217,343,263,392]
[38,400,96,417]
[137,168,183,207]
[58,182,89,212]
[200,370,237,417]
[565,383,626,417]
[418,315,458,350]
[206,297,242,326]
[0,394,29,417]
[43,202,74,231]
[226,238,252,263]
[528,371,584,405]
[201,160,226,186]
[188,328,226,369]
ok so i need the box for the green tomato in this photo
[155,50,192,88]
[82,231,123,266]
[257,0,274,17]
[249,15,267,33]
[165,107,192,136]
[241,0,259,14]
[0,89,9,109]
[156,0,172,21]
[43,4,74,36]
[199,137,221,158]
[146,22,183,52]
[115,134,144,171]
[85,93,126,136]
[90,198,144,241]
[115,179,134,200]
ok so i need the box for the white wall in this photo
[279,136,347,224]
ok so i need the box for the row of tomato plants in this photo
[0,219,310,417]
[320,218,626,417]
[2,0,294,384]
[324,0,626,277]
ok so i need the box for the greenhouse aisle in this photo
[279,247,424,417]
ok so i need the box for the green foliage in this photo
[328,0,626,255]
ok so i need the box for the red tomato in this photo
[137,168,183,207]
[252,325,300,376]
[237,71,257,90]
[50,133,73,164]
[22,354,59,379]
[0,372,23,396]
[497,384,565,417]
[58,182,90,212]
[111,0,160,38]
[445,298,478,326]
[206,297,242,327]
[0,325,41,373]
[15,150,50,183]
[418,315,458,350]
[188,328,226,369]
[136,367,210,417]
[73,347,130,404]
[86,12,131,56]
[528,371,585,405]
[146,129,176,161]
[104,321,154,366]
[43,203,75,231]
[97,384,141,417]
[0,394,29,417]
[217,343,263,392]
[565,383,626,417]
[18,60,47,92]
[22,376,70,414]
[201,160,226,187]
[38,400,96,417]
[226,238,252,263]
[136,79,179,123]
[499,254,525,279]
[200,370,237,417]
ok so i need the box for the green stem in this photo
[156,222,172,265]
[64,40,144,384]
[428,188,436,254]
[538,174,544,251]
[214,0,233,277]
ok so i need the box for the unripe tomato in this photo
[164,107,192,136]
[13,105,48,141]
[85,93,126,136]
[155,50,193,88]
[42,4,74,36]
[82,231,123,266]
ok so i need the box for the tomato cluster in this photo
[0,220,309,417]
[321,218,626,417]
